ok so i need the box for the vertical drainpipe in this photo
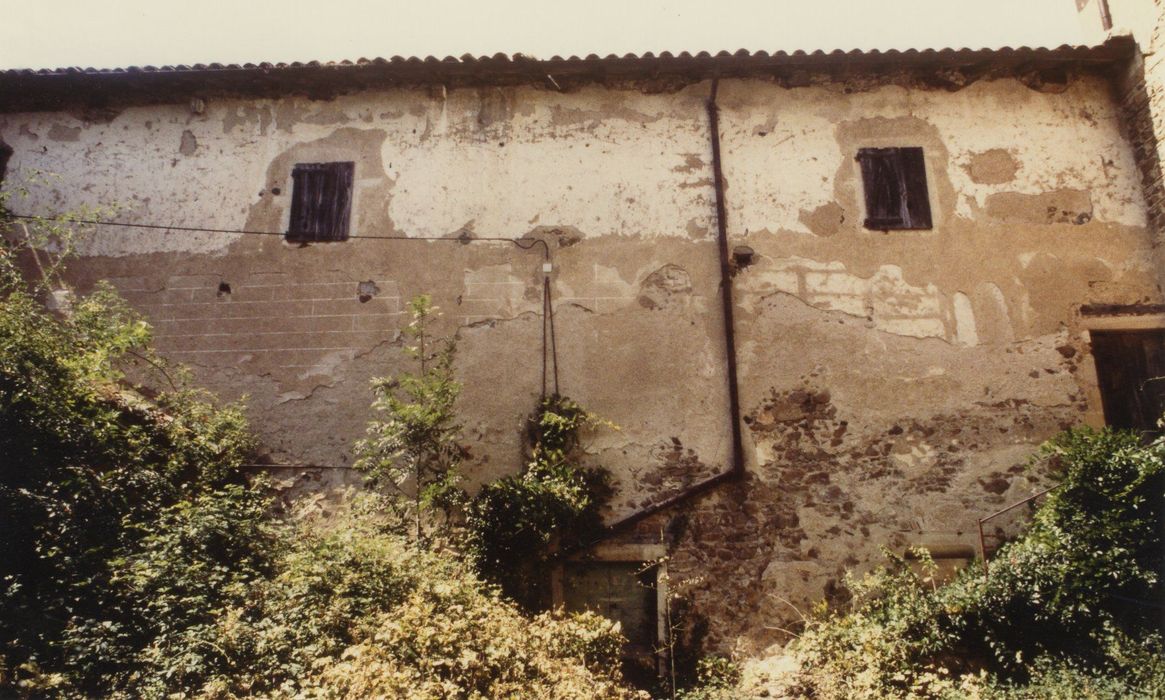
[592,74,747,538]
[706,76,746,478]
[1098,0,1113,31]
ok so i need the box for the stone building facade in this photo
[1,37,1163,656]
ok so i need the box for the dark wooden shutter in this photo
[287,162,354,242]
[1090,329,1165,436]
[857,147,932,230]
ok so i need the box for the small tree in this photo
[355,294,465,545]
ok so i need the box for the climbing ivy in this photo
[467,395,613,609]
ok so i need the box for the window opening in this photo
[856,147,932,230]
[1090,329,1165,437]
[286,161,354,242]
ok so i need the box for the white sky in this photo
[1,0,1091,71]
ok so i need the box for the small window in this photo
[857,147,932,230]
[1090,329,1165,437]
[286,162,354,242]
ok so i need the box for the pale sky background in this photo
[1,0,1094,71]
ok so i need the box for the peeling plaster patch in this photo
[798,201,845,236]
[533,225,583,248]
[985,189,1093,225]
[805,262,946,338]
[19,123,39,140]
[953,292,978,346]
[297,348,359,382]
[972,283,1014,344]
[222,104,274,135]
[593,264,637,296]
[47,123,81,141]
[965,148,1019,184]
[462,263,533,319]
[890,441,939,477]
[547,102,661,129]
[303,107,352,126]
[684,217,710,239]
[740,256,955,339]
[638,264,693,310]
[672,154,706,174]
[179,130,198,156]
[357,280,381,302]
[476,88,513,130]
[277,391,309,404]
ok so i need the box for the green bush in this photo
[106,484,282,696]
[113,505,636,699]
[783,426,1165,699]
[675,656,743,700]
[293,518,635,699]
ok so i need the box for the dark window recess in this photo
[1090,330,1165,437]
[857,147,932,230]
[0,140,13,188]
[286,162,354,242]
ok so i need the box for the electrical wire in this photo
[545,276,559,395]
[6,210,561,397]
[6,213,551,258]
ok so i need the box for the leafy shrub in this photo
[114,505,637,699]
[781,426,1165,699]
[467,395,613,608]
[105,484,282,696]
[983,653,1165,699]
[295,527,636,700]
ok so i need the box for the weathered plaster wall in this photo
[0,70,1156,651]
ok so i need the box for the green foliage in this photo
[292,516,635,699]
[107,484,282,696]
[782,426,1165,699]
[354,294,465,544]
[983,652,1165,699]
[0,234,638,697]
[104,505,636,699]
[0,221,256,695]
[675,656,742,700]
[467,395,613,608]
